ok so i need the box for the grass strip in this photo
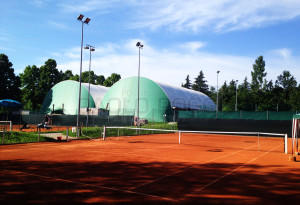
[1,131,56,144]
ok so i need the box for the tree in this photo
[96,75,105,85]
[81,71,97,84]
[38,59,63,107]
[182,75,192,89]
[20,65,40,110]
[251,56,267,92]
[69,74,79,82]
[218,81,228,111]
[275,70,297,110]
[192,71,209,95]
[0,54,21,101]
[259,80,278,111]
[103,73,121,87]
[237,77,253,111]
[275,70,297,90]
[289,86,300,111]
[20,59,63,111]
[208,86,216,105]
[62,70,74,81]
[251,56,267,110]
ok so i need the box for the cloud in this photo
[132,0,300,33]
[48,20,68,29]
[272,48,292,59]
[55,0,300,33]
[178,42,206,52]
[55,40,255,87]
[58,0,121,13]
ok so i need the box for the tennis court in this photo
[1,130,300,204]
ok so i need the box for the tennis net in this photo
[103,126,288,154]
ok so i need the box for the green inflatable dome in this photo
[100,76,215,122]
[40,80,108,115]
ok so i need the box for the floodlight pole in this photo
[136,42,143,133]
[76,14,90,139]
[216,71,220,115]
[85,45,95,127]
[235,80,238,111]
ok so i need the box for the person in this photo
[37,115,51,129]
[44,115,50,127]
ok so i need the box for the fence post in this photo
[103,126,106,141]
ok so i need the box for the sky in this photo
[1,0,300,88]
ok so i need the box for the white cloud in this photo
[178,42,206,52]
[132,0,300,33]
[56,40,255,87]
[55,39,300,88]
[58,0,121,13]
[265,49,300,82]
[272,48,292,59]
[48,20,68,29]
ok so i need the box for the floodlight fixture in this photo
[84,18,91,24]
[77,14,84,21]
[136,42,143,49]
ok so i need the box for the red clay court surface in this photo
[1,133,300,204]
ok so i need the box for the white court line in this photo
[0,168,174,202]
[90,145,189,163]
[179,142,284,201]
[128,143,261,190]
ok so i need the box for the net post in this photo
[179,131,181,144]
[66,127,69,141]
[2,130,4,144]
[258,133,260,152]
[38,128,40,142]
[285,134,288,154]
[103,126,106,141]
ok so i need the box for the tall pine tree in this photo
[182,75,191,89]
[192,71,209,95]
